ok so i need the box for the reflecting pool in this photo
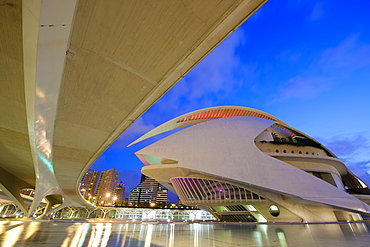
[1,220,370,246]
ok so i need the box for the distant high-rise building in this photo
[114,181,125,204]
[129,175,168,205]
[79,169,100,201]
[156,184,168,203]
[95,168,119,206]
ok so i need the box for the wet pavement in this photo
[1,220,370,246]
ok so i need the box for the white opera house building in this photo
[130,106,370,222]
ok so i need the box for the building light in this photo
[246,205,257,211]
[270,205,278,211]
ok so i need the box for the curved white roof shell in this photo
[136,116,370,216]
[130,106,336,158]
[130,106,284,146]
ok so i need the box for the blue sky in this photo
[91,0,370,200]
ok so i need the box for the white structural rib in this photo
[129,106,284,146]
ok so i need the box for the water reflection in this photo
[2,221,23,247]
[0,220,370,246]
[276,228,288,247]
[87,223,112,247]
[168,224,175,247]
[193,223,198,247]
[23,222,41,240]
[61,223,90,247]
[144,224,153,247]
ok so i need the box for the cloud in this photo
[110,117,156,149]
[346,161,370,185]
[310,2,323,21]
[324,135,363,158]
[323,134,370,163]
[275,35,370,102]
[127,117,156,136]
[317,34,370,74]
[321,134,370,183]
[154,28,257,113]
[275,76,330,101]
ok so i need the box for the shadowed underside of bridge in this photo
[0,0,267,216]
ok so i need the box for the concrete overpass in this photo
[0,0,267,217]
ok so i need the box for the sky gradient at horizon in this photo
[91,0,370,200]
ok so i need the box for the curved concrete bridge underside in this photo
[0,0,267,216]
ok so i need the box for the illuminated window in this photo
[269,205,280,217]
[246,205,257,211]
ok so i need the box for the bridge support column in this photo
[0,167,33,216]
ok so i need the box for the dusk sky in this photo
[91,0,370,200]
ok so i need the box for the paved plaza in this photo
[1,220,370,246]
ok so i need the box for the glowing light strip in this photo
[178,109,277,123]
[37,150,54,174]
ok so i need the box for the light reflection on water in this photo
[1,221,24,247]
[1,221,370,246]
